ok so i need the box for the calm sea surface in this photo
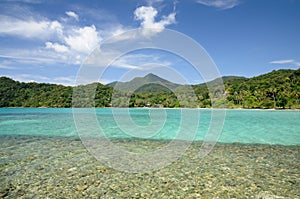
[0,108,299,145]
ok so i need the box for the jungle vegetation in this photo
[1,68,299,109]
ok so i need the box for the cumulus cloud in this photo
[196,0,240,10]
[0,10,100,52]
[134,6,176,33]
[65,11,79,21]
[64,25,101,53]
[45,42,69,53]
[270,59,300,66]
[0,6,175,68]
[49,20,63,37]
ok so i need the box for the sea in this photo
[0,108,299,145]
[1,108,299,197]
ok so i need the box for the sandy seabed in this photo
[0,135,299,198]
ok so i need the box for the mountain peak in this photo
[143,73,164,81]
[144,73,158,78]
[107,73,180,92]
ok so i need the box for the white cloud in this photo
[270,59,300,67]
[110,26,128,37]
[4,0,43,3]
[0,7,120,69]
[196,0,240,10]
[0,48,70,65]
[145,0,164,6]
[52,76,75,86]
[134,6,176,33]
[49,20,63,37]
[0,12,101,64]
[0,64,16,70]
[45,42,69,53]
[12,74,50,83]
[0,15,63,39]
[65,11,79,21]
[7,73,76,85]
[0,60,18,70]
[64,25,101,54]
[270,59,294,64]
[113,53,171,70]
[0,23,102,66]
[0,5,175,69]
[85,49,172,70]
[99,78,115,85]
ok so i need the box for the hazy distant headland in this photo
[1,68,299,109]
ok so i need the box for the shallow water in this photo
[0,108,299,145]
[0,108,299,198]
[0,135,299,198]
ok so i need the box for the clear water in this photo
[0,108,299,145]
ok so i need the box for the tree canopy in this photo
[1,68,299,109]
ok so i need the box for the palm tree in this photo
[268,87,277,109]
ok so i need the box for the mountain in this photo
[134,83,173,93]
[0,68,299,108]
[195,76,246,88]
[107,73,181,92]
[108,73,246,93]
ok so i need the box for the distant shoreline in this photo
[0,107,300,111]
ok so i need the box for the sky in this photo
[0,0,299,85]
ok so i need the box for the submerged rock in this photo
[0,136,299,198]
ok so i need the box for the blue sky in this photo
[0,0,299,85]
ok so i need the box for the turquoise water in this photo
[0,108,299,145]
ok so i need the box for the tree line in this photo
[0,68,299,109]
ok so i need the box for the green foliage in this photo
[107,73,180,91]
[222,68,300,109]
[0,68,299,108]
[0,77,72,107]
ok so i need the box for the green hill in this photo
[135,83,173,93]
[0,77,111,108]
[0,77,73,107]
[1,68,299,108]
[107,73,180,92]
[222,69,300,108]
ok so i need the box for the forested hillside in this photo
[0,77,73,107]
[0,68,299,108]
[222,69,300,108]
